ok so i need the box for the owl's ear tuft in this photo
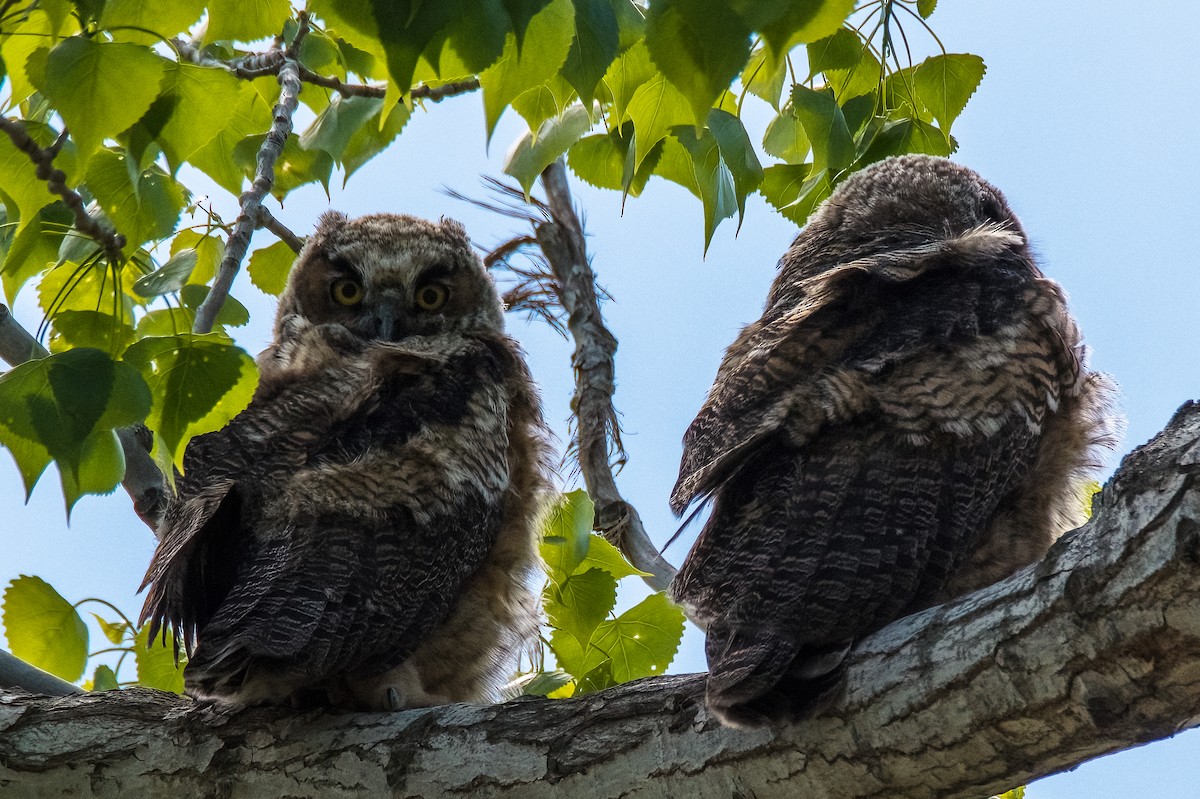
[438,217,469,240]
[311,211,350,244]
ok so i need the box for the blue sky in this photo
[2,1,1198,794]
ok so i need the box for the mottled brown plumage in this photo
[670,155,1119,728]
[140,213,551,710]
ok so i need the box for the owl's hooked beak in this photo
[373,297,406,341]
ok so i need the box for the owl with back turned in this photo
[140,212,551,710]
[671,155,1119,728]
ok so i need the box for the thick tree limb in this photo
[0,651,79,698]
[1,401,1198,797]
[0,304,164,529]
[536,161,678,591]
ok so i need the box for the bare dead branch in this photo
[3,400,1198,796]
[535,160,678,591]
[0,117,125,264]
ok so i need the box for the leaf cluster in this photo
[1,574,184,692]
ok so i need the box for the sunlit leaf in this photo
[205,0,292,44]
[48,310,135,355]
[300,94,387,164]
[187,82,276,195]
[625,73,691,168]
[917,0,938,19]
[521,669,573,697]
[763,106,811,165]
[234,133,334,201]
[0,128,55,237]
[131,63,247,171]
[580,592,684,684]
[540,489,596,582]
[85,149,188,253]
[740,45,787,109]
[913,53,986,131]
[566,126,657,198]
[122,335,257,470]
[672,126,737,252]
[29,38,168,169]
[806,27,863,76]
[171,230,226,287]
[2,575,88,681]
[99,0,205,44]
[1,204,73,304]
[480,0,575,139]
[91,663,119,691]
[601,40,654,124]
[134,623,185,693]
[577,533,650,580]
[644,0,751,125]
[760,0,856,57]
[503,104,593,195]
[132,249,198,298]
[707,108,763,229]
[546,566,617,651]
[180,284,251,329]
[247,240,298,296]
[443,0,510,74]
[92,614,131,645]
[791,84,854,173]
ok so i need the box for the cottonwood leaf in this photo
[132,249,198,298]
[644,0,751,125]
[561,0,620,107]
[503,103,593,195]
[29,38,168,169]
[760,0,856,57]
[134,623,185,693]
[85,149,188,253]
[2,576,88,682]
[248,240,298,296]
[791,84,854,173]
[546,567,618,651]
[707,108,763,229]
[122,335,256,470]
[99,0,206,44]
[740,45,787,109]
[672,126,737,252]
[540,489,595,583]
[581,592,684,683]
[48,310,135,356]
[913,53,985,131]
[205,0,292,44]
[625,73,691,168]
[90,663,119,691]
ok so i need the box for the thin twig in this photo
[254,206,304,254]
[535,160,678,591]
[0,117,125,264]
[192,30,307,334]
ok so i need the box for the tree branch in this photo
[191,30,305,334]
[253,205,304,254]
[2,399,1198,796]
[0,117,126,264]
[0,651,79,698]
[536,160,677,591]
[0,303,164,530]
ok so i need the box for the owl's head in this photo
[275,212,503,342]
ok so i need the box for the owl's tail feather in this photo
[704,621,850,728]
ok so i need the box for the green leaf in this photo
[562,0,620,107]
[0,349,150,505]
[760,0,856,57]
[0,129,55,237]
[581,592,684,683]
[601,40,654,125]
[37,258,139,324]
[763,106,811,164]
[122,335,257,470]
[479,0,575,140]
[913,54,986,131]
[740,45,787,109]
[539,489,596,583]
[546,567,618,652]
[672,126,737,252]
[644,0,751,125]
[707,108,763,229]
[131,249,198,299]
[511,74,577,133]
[247,240,298,296]
[566,127,657,198]
[134,623,185,693]
[824,45,881,100]
[1,204,73,304]
[180,284,251,329]
[300,94,387,164]
[858,117,952,163]
[132,63,248,171]
[1,13,56,106]
[503,104,593,195]
[2,575,88,682]
[91,663,120,691]
[574,658,615,693]
[790,84,854,173]
[342,101,411,182]
[186,82,276,195]
[443,0,510,74]
[625,73,692,169]
[85,149,188,253]
[48,310,135,356]
[917,0,938,19]
[29,38,168,169]
[91,614,130,645]
[521,669,573,697]
[170,230,226,287]
[806,27,863,75]
[759,161,814,224]
[205,0,292,44]
[99,0,206,43]
[577,533,649,579]
[234,133,334,201]
[611,0,646,52]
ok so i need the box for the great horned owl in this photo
[140,212,551,710]
[670,155,1119,728]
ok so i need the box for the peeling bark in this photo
[2,402,1198,798]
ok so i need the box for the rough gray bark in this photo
[2,401,1198,799]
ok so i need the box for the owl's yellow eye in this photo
[415,284,449,311]
[331,278,363,306]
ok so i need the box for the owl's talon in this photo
[386,687,402,711]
